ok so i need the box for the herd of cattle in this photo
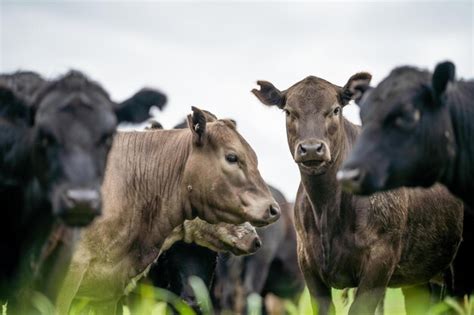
[0,60,473,315]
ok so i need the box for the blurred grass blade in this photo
[188,276,213,315]
[152,286,196,315]
[284,300,299,315]
[30,291,55,315]
[445,297,467,315]
[247,293,262,315]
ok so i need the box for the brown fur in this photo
[253,76,463,315]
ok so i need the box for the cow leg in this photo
[402,284,431,315]
[374,291,385,315]
[349,243,396,315]
[299,255,334,315]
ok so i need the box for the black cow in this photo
[335,62,474,309]
[338,61,474,208]
[0,70,166,312]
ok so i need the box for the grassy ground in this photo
[3,280,473,315]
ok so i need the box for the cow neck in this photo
[441,82,474,205]
[298,119,357,271]
[110,130,194,268]
[299,119,355,221]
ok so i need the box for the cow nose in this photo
[61,189,101,226]
[297,141,328,161]
[66,189,101,209]
[252,237,262,251]
[337,168,364,192]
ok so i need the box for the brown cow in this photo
[56,107,279,314]
[253,75,463,315]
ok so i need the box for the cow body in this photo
[57,110,279,314]
[253,74,463,314]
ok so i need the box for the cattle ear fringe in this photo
[432,61,455,106]
[251,80,285,108]
[340,72,372,105]
[188,106,207,146]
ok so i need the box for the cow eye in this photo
[40,131,56,147]
[333,106,341,116]
[225,153,239,164]
[394,114,417,130]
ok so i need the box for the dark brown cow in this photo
[56,107,280,314]
[253,75,463,315]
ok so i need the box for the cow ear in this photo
[251,80,285,108]
[340,72,372,105]
[187,106,207,146]
[0,84,34,125]
[115,88,167,123]
[432,61,455,104]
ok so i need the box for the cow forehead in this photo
[36,89,114,114]
[35,92,117,140]
[362,69,430,120]
[286,76,340,111]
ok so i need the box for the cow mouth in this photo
[301,160,325,167]
[298,159,331,172]
[58,206,99,227]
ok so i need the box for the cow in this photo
[56,107,280,314]
[335,63,474,307]
[0,70,167,312]
[252,74,463,315]
[213,185,304,315]
[337,61,474,209]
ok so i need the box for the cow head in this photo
[181,218,261,255]
[183,107,280,227]
[252,73,371,175]
[338,61,457,194]
[1,70,167,226]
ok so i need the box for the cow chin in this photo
[298,161,330,175]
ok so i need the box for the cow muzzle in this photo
[244,200,280,227]
[294,139,331,170]
[57,188,101,226]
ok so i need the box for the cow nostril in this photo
[269,204,280,217]
[254,238,262,249]
[315,142,324,154]
[299,144,307,155]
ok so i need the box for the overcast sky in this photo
[1,1,472,200]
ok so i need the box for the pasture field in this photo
[120,284,472,315]
[5,279,468,315]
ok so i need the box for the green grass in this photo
[3,284,474,314]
